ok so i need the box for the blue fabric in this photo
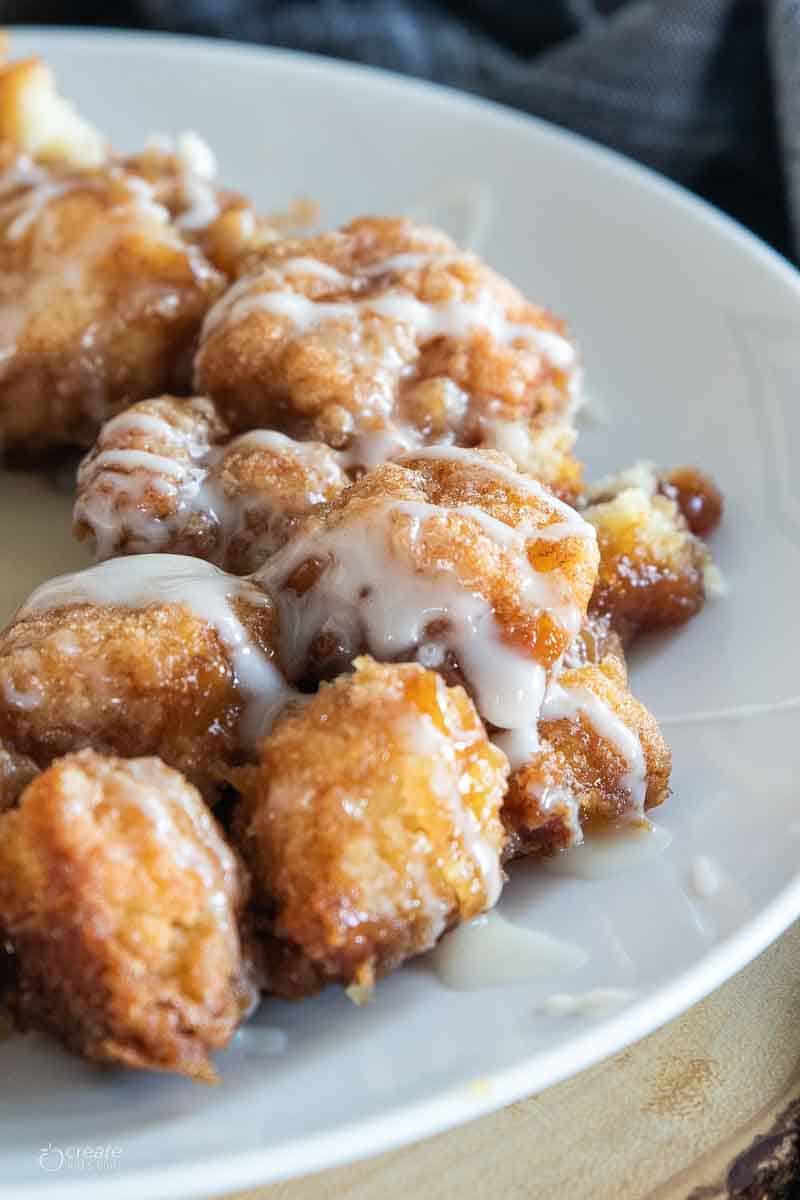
[5,0,797,259]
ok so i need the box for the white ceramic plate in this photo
[1,27,799,1200]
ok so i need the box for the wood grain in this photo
[224,922,800,1200]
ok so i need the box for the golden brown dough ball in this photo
[0,555,287,798]
[259,446,598,729]
[500,654,671,858]
[0,149,224,457]
[0,51,271,274]
[0,750,255,1079]
[584,467,716,638]
[74,395,349,573]
[208,430,348,574]
[234,657,509,1000]
[73,395,228,561]
[0,54,107,167]
[195,215,583,496]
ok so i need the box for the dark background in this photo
[3,0,793,260]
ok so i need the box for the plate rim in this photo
[2,26,800,1200]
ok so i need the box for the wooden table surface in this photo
[223,922,800,1200]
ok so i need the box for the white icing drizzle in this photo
[201,251,576,373]
[199,430,346,566]
[118,173,172,227]
[97,409,190,448]
[223,427,337,498]
[258,489,578,729]
[450,504,581,619]
[257,446,594,729]
[5,180,72,241]
[492,724,540,771]
[480,415,578,478]
[536,784,583,843]
[198,272,255,337]
[176,131,217,182]
[19,555,292,746]
[220,290,351,335]
[428,910,587,990]
[233,207,256,240]
[339,425,424,470]
[491,723,583,847]
[77,481,183,560]
[543,822,672,880]
[538,988,634,1017]
[88,449,190,479]
[542,681,647,812]
[407,702,503,906]
[0,157,173,245]
[0,156,49,195]
[527,519,587,543]
[77,413,347,570]
[198,249,581,482]
[361,251,462,276]
[401,445,592,538]
[178,173,221,232]
[0,156,81,242]
[146,129,221,232]
[281,256,349,286]
[0,160,198,377]
[75,407,212,561]
[378,291,575,366]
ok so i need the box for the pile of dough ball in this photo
[0,49,723,1081]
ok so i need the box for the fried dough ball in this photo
[499,654,671,857]
[587,461,724,539]
[0,54,107,167]
[195,216,583,496]
[234,658,509,1000]
[0,751,255,1079]
[0,149,225,458]
[258,447,598,729]
[0,51,268,275]
[0,556,287,798]
[74,395,349,573]
[583,463,719,638]
[73,395,229,562]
